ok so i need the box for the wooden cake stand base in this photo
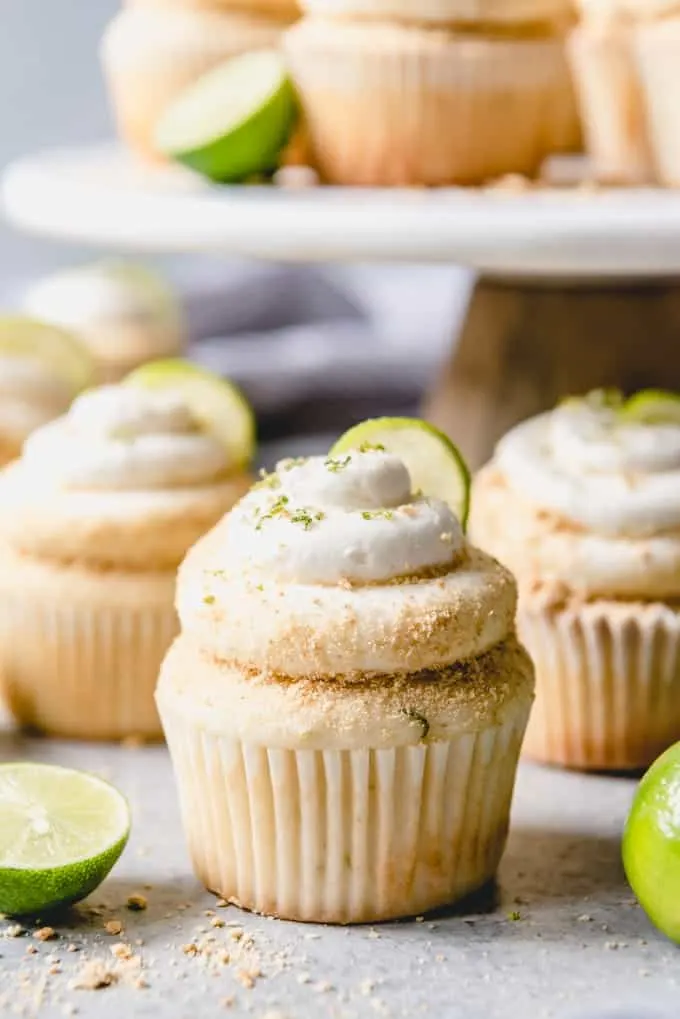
[425,277,680,469]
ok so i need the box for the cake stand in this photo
[6,143,680,467]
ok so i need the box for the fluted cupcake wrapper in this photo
[159,707,529,923]
[283,23,579,186]
[567,22,655,185]
[0,584,177,740]
[519,599,680,771]
[635,19,680,187]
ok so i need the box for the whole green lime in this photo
[623,741,680,942]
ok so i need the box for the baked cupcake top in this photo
[471,390,680,600]
[0,363,254,570]
[178,447,517,678]
[299,0,573,28]
[22,262,185,365]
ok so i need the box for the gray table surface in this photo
[0,726,676,1019]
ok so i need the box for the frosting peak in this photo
[224,451,464,585]
[495,395,680,537]
[22,384,231,491]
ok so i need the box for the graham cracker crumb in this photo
[126,894,147,912]
[111,943,134,961]
[182,943,199,957]
[26,944,38,955]
[71,961,118,991]
[104,921,123,936]
[67,944,79,953]
[5,924,24,938]
[236,968,260,990]
[220,997,235,1009]
[210,917,225,929]
[34,927,57,942]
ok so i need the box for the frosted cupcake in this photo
[283,18,579,186]
[0,361,254,741]
[568,1,655,184]
[470,390,680,771]
[158,418,534,922]
[22,262,186,384]
[0,317,91,468]
[101,6,296,161]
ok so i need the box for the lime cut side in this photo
[0,316,92,393]
[155,50,298,182]
[621,390,680,425]
[0,763,130,916]
[623,742,680,944]
[330,417,471,530]
[125,358,255,469]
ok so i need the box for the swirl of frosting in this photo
[0,355,74,445]
[224,451,463,585]
[495,398,680,538]
[22,384,231,490]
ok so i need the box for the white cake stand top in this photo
[4,143,680,278]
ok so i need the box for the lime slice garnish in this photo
[621,390,680,425]
[125,358,255,469]
[155,50,298,183]
[331,417,471,530]
[0,763,130,917]
[623,742,680,944]
[0,316,92,393]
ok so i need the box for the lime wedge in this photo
[331,417,471,529]
[0,316,92,393]
[623,742,680,943]
[0,763,130,917]
[125,358,255,469]
[155,50,298,183]
[622,390,680,425]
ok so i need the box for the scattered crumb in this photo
[67,944,79,953]
[111,943,134,961]
[71,961,118,991]
[236,969,259,990]
[220,997,235,1009]
[104,921,123,937]
[34,927,57,942]
[210,917,225,929]
[126,894,147,912]
[415,916,425,924]
[183,943,199,957]
[5,924,24,938]
[360,980,375,996]
[26,944,38,955]
[577,914,593,923]
[48,965,61,976]
[297,973,312,985]
[367,929,381,940]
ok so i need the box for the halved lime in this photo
[125,358,255,469]
[155,50,298,183]
[331,417,471,529]
[0,763,130,917]
[623,742,680,943]
[0,316,92,393]
[621,390,680,425]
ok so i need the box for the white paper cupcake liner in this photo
[283,21,578,185]
[0,581,177,740]
[519,599,680,770]
[159,708,529,923]
[568,22,654,184]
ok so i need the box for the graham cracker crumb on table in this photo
[34,927,57,942]
[111,943,134,960]
[104,920,123,936]
[70,961,118,991]
[5,924,24,938]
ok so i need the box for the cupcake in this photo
[470,390,680,771]
[283,18,579,186]
[101,6,295,161]
[0,317,91,468]
[22,262,186,384]
[157,419,534,922]
[568,2,655,184]
[0,361,254,741]
[635,13,680,186]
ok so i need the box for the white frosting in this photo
[495,398,680,538]
[224,451,463,585]
[22,385,230,491]
[22,262,182,358]
[0,355,74,445]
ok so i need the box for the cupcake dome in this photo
[0,381,251,740]
[22,262,186,384]
[471,391,680,770]
[158,447,534,922]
